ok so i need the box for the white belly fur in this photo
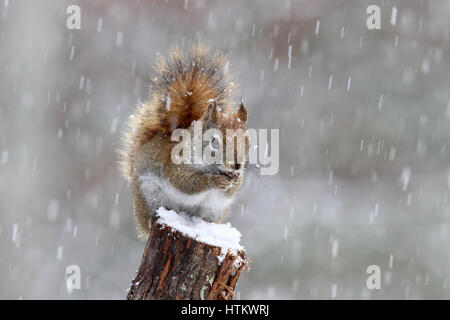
[139,172,234,220]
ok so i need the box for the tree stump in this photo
[127,213,249,300]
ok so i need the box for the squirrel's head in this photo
[199,100,249,176]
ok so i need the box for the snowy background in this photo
[1,0,450,299]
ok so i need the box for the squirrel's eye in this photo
[211,137,220,150]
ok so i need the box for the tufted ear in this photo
[237,100,248,124]
[204,100,218,123]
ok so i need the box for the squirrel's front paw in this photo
[209,174,235,191]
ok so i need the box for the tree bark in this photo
[127,217,249,300]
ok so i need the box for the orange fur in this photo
[119,44,237,181]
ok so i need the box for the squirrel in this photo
[119,44,249,240]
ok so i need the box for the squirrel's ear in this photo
[205,100,218,123]
[237,100,248,124]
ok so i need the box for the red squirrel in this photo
[119,44,248,240]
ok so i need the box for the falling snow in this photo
[0,0,449,300]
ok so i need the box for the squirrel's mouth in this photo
[213,170,237,179]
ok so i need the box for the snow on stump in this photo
[127,207,249,300]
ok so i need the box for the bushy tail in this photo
[119,44,236,181]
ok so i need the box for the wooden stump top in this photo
[127,216,249,300]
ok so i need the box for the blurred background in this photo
[1,0,450,299]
